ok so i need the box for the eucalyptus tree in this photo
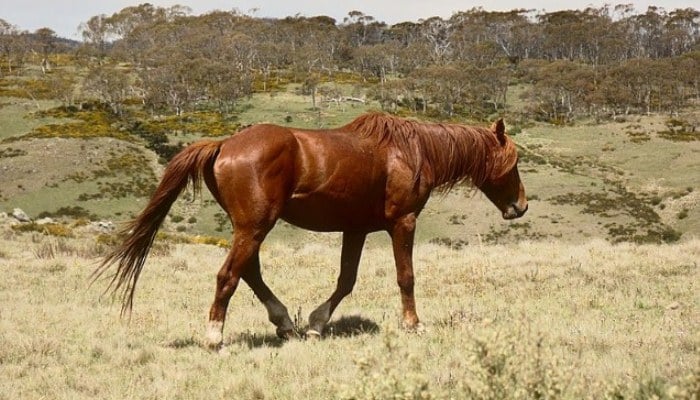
[34,28,56,74]
[0,18,26,74]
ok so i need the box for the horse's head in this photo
[478,119,528,220]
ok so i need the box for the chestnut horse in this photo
[94,112,527,348]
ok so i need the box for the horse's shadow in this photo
[324,314,380,338]
[235,315,381,349]
[163,315,380,351]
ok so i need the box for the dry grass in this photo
[0,222,697,399]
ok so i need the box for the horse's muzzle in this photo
[503,203,528,220]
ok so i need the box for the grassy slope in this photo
[2,82,698,245]
[0,223,697,399]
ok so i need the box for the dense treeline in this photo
[1,3,699,122]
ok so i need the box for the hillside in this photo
[1,84,698,247]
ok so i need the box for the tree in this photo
[419,17,452,64]
[0,18,19,76]
[341,10,385,47]
[521,59,595,122]
[352,43,399,83]
[664,8,700,56]
[79,15,111,63]
[34,27,56,73]
[82,64,130,115]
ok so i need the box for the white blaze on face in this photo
[206,320,224,346]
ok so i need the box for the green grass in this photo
[0,223,697,399]
[0,97,64,140]
[514,116,700,241]
[235,83,375,129]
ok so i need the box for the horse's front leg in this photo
[307,232,366,337]
[389,214,423,332]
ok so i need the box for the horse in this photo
[93,112,527,348]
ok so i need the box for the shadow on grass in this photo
[163,333,286,350]
[324,315,380,338]
[163,315,380,351]
[235,315,381,348]
[235,331,287,349]
[235,314,382,348]
[163,336,200,349]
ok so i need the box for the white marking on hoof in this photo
[414,322,426,335]
[306,329,322,339]
[217,345,231,356]
[206,320,224,348]
[403,321,426,335]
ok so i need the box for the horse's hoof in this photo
[403,322,426,335]
[206,341,224,352]
[205,321,224,348]
[217,345,231,356]
[305,329,322,340]
[276,328,299,340]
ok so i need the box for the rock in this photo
[35,217,55,225]
[11,208,31,222]
[90,220,115,233]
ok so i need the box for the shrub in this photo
[0,148,27,158]
[32,238,76,259]
[37,206,98,221]
[191,235,230,248]
[12,222,74,237]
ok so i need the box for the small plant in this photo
[657,118,700,142]
[0,147,27,158]
[32,239,75,259]
[214,212,229,232]
[448,214,465,225]
[429,237,468,250]
[37,206,98,221]
[12,222,74,237]
[191,235,230,248]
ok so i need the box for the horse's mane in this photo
[342,113,518,190]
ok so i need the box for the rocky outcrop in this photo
[11,208,31,222]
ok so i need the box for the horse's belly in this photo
[281,196,384,232]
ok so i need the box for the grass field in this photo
[0,220,697,399]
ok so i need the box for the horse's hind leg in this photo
[207,227,295,347]
[206,229,267,348]
[308,232,366,337]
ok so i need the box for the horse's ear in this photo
[492,118,506,145]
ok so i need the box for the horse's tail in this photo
[92,140,222,315]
